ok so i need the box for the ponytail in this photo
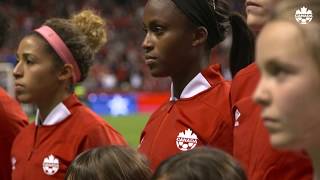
[229,13,255,77]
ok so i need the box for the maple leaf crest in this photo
[177,129,197,139]
[295,6,313,24]
[296,6,312,15]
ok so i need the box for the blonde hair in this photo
[271,0,320,68]
[70,9,107,53]
[34,9,108,81]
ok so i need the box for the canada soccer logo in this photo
[295,6,313,24]
[176,128,198,151]
[42,154,59,175]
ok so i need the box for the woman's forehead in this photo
[144,0,184,20]
[17,35,50,56]
[145,0,176,10]
[18,36,42,51]
[256,21,315,68]
[258,21,303,49]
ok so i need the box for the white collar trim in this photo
[170,72,211,101]
[35,103,71,126]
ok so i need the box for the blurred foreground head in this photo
[65,145,152,180]
[254,0,320,150]
[152,147,247,180]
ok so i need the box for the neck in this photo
[37,91,71,120]
[171,70,198,98]
[307,148,320,180]
[171,54,209,98]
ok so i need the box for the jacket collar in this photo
[170,72,211,101]
[35,94,80,126]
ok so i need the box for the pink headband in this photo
[34,25,81,83]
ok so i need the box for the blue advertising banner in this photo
[87,93,137,116]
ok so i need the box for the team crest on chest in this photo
[42,154,59,175]
[176,128,198,151]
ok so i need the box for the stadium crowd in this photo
[0,0,244,93]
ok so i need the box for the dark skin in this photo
[142,0,210,98]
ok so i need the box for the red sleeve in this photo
[261,152,313,180]
[0,89,28,180]
[77,123,127,153]
[207,111,233,155]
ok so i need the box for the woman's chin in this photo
[150,70,167,78]
[15,94,31,104]
[270,135,301,150]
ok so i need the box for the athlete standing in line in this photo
[0,11,28,180]
[231,0,313,179]
[11,10,127,179]
[254,0,320,179]
[139,0,254,170]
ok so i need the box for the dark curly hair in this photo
[31,10,107,82]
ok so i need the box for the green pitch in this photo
[104,114,149,148]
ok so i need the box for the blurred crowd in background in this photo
[0,0,245,93]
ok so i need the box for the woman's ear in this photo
[57,64,74,81]
[192,26,208,46]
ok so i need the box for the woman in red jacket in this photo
[138,0,254,170]
[231,0,313,179]
[11,10,127,180]
[254,0,320,179]
[0,12,28,180]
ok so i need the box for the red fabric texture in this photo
[0,88,28,180]
[139,65,233,170]
[11,94,127,180]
